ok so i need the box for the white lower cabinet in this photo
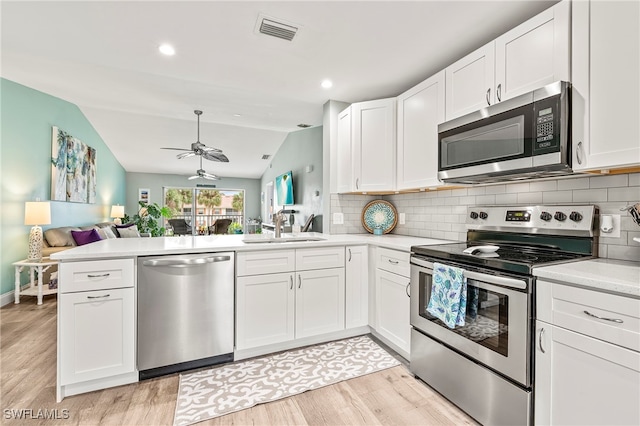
[345,245,369,329]
[535,279,640,425]
[374,248,411,359]
[57,259,136,401]
[236,248,346,352]
[236,273,295,349]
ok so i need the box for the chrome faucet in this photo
[274,210,285,238]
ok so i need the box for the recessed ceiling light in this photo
[233,114,242,117]
[321,79,333,89]
[158,44,175,56]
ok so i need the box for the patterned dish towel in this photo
[427,262,467,328]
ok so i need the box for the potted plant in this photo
[227,221,243,234]
[123,201,173,237]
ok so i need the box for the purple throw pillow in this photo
[70,229,102,246]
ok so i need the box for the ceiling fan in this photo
[188,155,219,180]
[161,110,229,162]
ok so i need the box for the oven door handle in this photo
[411,257,527,290]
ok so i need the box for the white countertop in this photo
[50,232,455,261]
[534,258,640,298]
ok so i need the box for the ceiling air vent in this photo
[261,154,271,160]
[256,14,299,41]
[297,123,312,128]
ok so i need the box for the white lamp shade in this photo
[24,201,51,226]
[110,205,125,218]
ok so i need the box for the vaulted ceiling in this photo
[1,0,556,179]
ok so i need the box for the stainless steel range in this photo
[410,205,598,426]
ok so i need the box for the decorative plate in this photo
[361,200,398,234]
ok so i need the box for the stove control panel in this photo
[467,205,597,236]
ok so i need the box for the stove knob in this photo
[540,211,552,221]
[470,212,479,219]
[554,211,567,221]
[569,211,583,222]
[479,211,488,220]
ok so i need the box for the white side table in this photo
[13,258,58,305]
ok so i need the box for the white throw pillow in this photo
[118,226,141,238]
[97,227,117,239]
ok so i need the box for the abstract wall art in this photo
[51,126,97,203]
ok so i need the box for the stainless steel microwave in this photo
[438,81,571,184]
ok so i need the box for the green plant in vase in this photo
[227,221,243,234]
[123,201,173,237]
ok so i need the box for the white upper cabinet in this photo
[352,98,397,192]
[336,106,353,193]
[572,0,640,171]
[396,70,446,191]
[495,1,570,102]
[445,42,496,120]
[445,1,570,121]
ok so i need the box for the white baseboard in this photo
[0,291,16,307]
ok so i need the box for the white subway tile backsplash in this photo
[557,176,589,190]
[589,174,628,188]
[331,172,638,260]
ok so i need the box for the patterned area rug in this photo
[173,335,400,426]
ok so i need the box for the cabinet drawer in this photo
[537,280,640,352]
[237,250,295,276]
[376,247,410,277]
[296,247,345,271]
[59,259,134,293]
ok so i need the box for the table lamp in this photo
[25,201,51,261]
[111,205,125,225]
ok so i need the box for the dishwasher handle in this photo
[142,255,231,268]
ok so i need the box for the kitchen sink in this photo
[242,234,326,244]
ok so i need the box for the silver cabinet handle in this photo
[539,327,546,354]
[496,84,502,102]
[406,283,410,298]
[576,141,583,165]
[355,178,359,190]
[348,248,352,262]
[584,310,624,324]
[87,294,110,300]
[290,275,293,290]
[388,259,399,265]
[486,88,491,105]
[298,274,302,289]
[87,273,110,278]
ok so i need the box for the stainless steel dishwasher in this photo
[137,252,234,379]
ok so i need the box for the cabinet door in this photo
[535,322,640,426]
[336,106,353,193]
[236,273,295,350]
[495,1,570,102]
[396,71,446,190]
[375,269,411,358]
[352,98,396,192]
[572,0,640,171]
[445,42,495,120]
[295,268,345,339]
[345,246,369,329]
[59,287,135,385]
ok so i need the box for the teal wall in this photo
[261,126,323,231]
[126,172,261,221]
[0,79,126,297]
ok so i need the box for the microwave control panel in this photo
[533,94,562,153]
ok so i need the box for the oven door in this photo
[410,256,531,387]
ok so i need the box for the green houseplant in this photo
[227,221,243,234]
[123,201,173,237]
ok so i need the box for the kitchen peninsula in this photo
[51,233,451,402]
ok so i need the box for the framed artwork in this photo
[139,188,150,204]
[51,126,97,203]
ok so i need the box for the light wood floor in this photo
[1,297,477,425]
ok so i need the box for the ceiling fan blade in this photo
[201,172,220,180]
[202,152,229,162]
[177,151,196,159]
[200,145,223,153]
[161,147,191,151]
[187,175,199,180]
